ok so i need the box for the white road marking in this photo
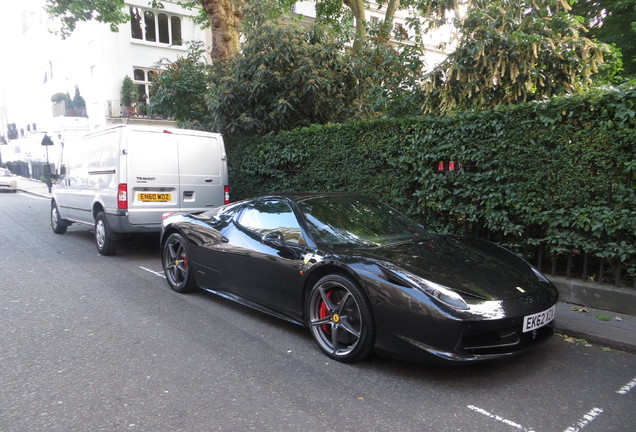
[616,376,636,395]
[562,407,604,432]
[467,405,535,432]
[139,266,166,279]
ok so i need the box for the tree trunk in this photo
[343,0,367,51]
[199,0,244,61]
[383,0,400,31]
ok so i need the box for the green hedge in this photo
[226,86,636,286]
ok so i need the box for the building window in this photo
[144,11,156,42]
[171,16,182,45]
[133,68,158,106]
[130,7,182,46]
[130,7,142,39]
[393,23,408,41]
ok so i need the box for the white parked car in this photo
[0,168,17,192]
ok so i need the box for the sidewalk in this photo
[16,176,52,198]
[14,175,636,354]
[555,302,636,353]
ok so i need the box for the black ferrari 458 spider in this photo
[160,193,558,363]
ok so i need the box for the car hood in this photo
[348,236,550,301]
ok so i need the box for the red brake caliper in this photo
[319,291,332,334]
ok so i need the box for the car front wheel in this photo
[307,274,375,362]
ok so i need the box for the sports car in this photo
[160,193,558,363]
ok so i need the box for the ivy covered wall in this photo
[226,85,636,286]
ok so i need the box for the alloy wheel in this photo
[309,279,363,358]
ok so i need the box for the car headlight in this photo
[380,263,469,310]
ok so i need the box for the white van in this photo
[50,125,229,255]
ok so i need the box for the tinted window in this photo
[144,11,156,42]
[130,7,142,39]
[158,13,169,43]
[238,200,304,245]
[171,16,182,45]
[298,196,428,247]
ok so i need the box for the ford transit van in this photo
[51,125,229,255]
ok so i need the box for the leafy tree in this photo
[315,0,459,49]
[149,41,213,127]
[45,0,130,36]
[208,22,366,135]
[421,0,612,113]
[570,0,636,75]
[351,29,428,117]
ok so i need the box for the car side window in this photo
[237,199,305,245]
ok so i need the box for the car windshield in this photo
[297,195,429,247]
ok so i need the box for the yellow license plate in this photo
[138,192,172,202]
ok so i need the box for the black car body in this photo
[160,193,558,363]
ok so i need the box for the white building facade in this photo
[1,0,456,167]
[1,1,207,150]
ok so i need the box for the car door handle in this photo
[204,178,213,183]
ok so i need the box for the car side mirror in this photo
[262,231,286,249]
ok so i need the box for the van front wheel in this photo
[51,201,68,234]
[95,211,118,255]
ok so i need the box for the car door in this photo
[222,199,308,317]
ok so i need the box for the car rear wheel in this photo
[307,274,375,362]
[162,233,197,293]
[50,201,68,234]
[95,211,118,255]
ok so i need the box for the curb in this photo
[18,188,51,199]
[551,276,636,316]
[556,326,636,354]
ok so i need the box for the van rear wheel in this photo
[95,211,118,255]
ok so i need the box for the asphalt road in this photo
[1,191,635,432]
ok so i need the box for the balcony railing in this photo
[107,100,161,119]
[52,102,87,117]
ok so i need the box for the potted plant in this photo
[64,92,74,116]
[51,92,67,117]
[72,86,86,116]
[121,75,139,116]
[51,92,66,104]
